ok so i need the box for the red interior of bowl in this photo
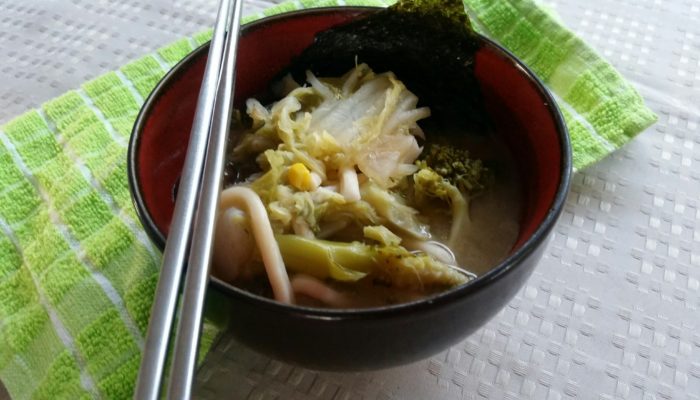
[474,47,562,249]
[135,9,565,253]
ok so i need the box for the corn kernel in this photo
[288,163,314,191]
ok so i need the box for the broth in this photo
[215,65,522,308]
[420,132,521,275]
[223,130,522,308]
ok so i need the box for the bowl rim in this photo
[128,6,572,320]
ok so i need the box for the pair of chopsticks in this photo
[134,0,243,398]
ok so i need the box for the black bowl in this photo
[128,7,571,370]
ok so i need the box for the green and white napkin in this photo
[0,0,655,399]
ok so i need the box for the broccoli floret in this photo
[413,143,490,245]
[415,143,488,194]
[412,168,464,208]
[373,244,469,290]
[412,168,467,246]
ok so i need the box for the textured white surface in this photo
[0,0,269,124]
[1,0,699,399]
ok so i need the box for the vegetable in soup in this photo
[214,64,520,308]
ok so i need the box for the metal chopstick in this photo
[133,0,241,398]
[166,0,243,397]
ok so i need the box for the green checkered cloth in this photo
[0,0,655,398]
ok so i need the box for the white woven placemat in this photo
[1,1,698,399]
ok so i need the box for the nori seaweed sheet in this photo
[285,0,490,135]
